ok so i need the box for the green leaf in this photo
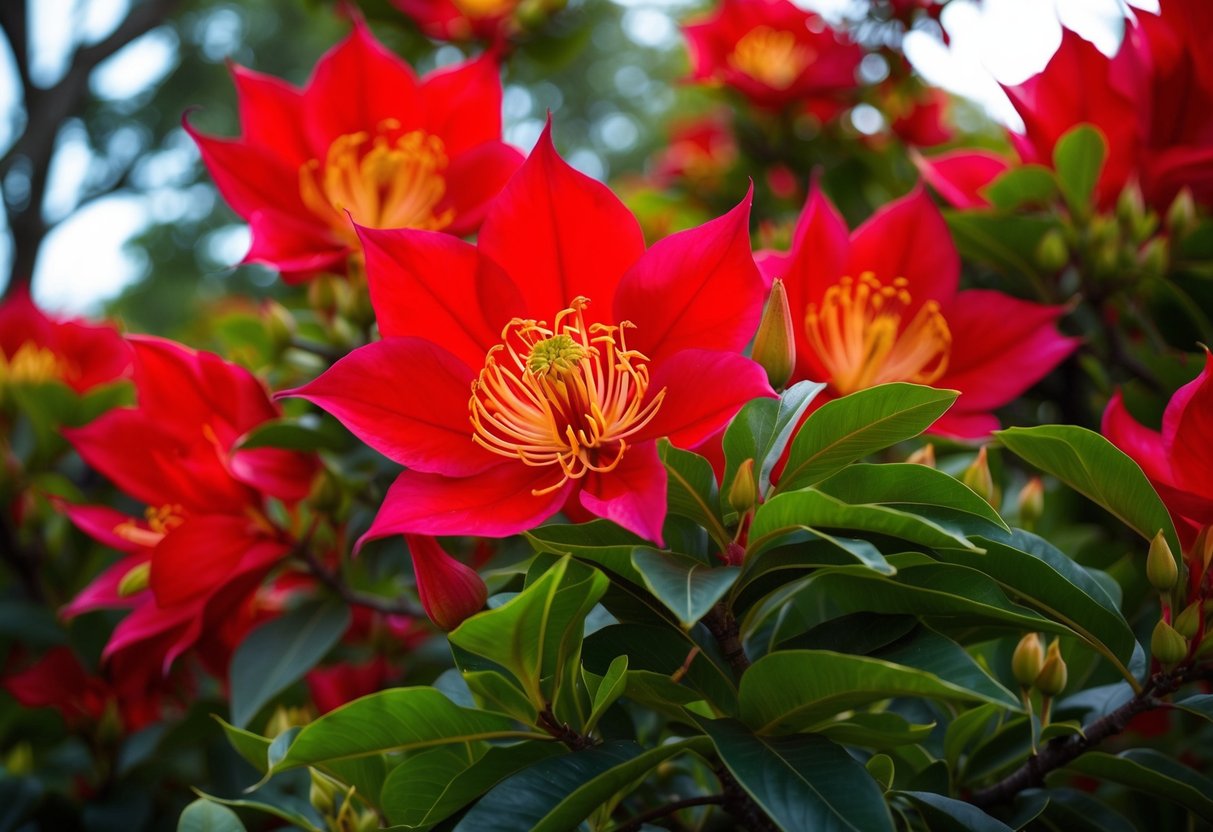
[525,522,647,586]
[814,712,935,749]
[739,650,1001,734]
[897,791,1012,832]
[272,688,547,771]
[872,628,1020,709]
[381,742,564,828]
[749,488,980,557]
[996,424,1181,557]
[1053,124,1107,214]
[983,164,1058,210]
[1064,749,1213,821]
[1174,694,1213,724]
[450,556,609,706]
[178,799,247,832]
[1037,787,1136,832]
[723,380,826,499]
[190,794,322,832]
[237,415,349,452]
[777,383,957,494]
[630,549,739,628]
[945,211,1056,280]
[463,671,539,723]
[699,718,895,832]
[213,717,272,774]
[584,655,628,734]
[229,599,351,728]
[659,440,728,548]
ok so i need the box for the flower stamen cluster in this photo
[728,26,815,91]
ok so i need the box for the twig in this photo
[703,603,751,675]
[296,542,422,618]
[537,707,597,751]
[613,795,725,832]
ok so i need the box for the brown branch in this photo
[703,603,751,675]
[613,795,725,832]
[969,665,1210,808]
[537,707,597,751]
[296,542,422,618]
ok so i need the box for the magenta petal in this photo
[1163,349,1213,497]
[1102,391,1175,486]
[63,555,149,617]
[913,149,1010,209]
[929,409,1001,440]
[848,186,959,307]
[358,465,573,546]
[579,441,668,546]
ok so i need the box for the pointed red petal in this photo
[848,186,959,307]
[1163,349,1213,498]
[913,149,1009,209]
[579,441,668,545]
[1102,390,1174,485]
[63,554,148,617]
[420,54,506,157]
[187,124,308,222]
[229,63,311,165]
[438,141,525,237]
[149,515,263,607]
[244,208,347,280]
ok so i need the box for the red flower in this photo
[407,535,487,630]
[287,126,774,546]
[0,288,130,393]
[393,0,521,41]
[919,0,1213,211]
[758,183,1079,436]
[889,86,953,148]
[683,0,861,111]
[306,656,397,714]
[60,337,317,686]
[651,112,739,189]
[188,21,522,282]
[1103,349,1213,549]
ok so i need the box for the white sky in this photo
[0,0,1159,314]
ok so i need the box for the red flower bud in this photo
[406,535,487,631]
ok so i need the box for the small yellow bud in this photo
[1146,529,1178,592]
[1033,639,1068,697]
[728,458,759,515]
[1173,601,1203,640]
[1017,477,1045,532]
[1011,633,1044,688]
[960,446,997,508]
[751,279,796,391]
[1165,187,1196,238]
[1035,228,1069,272]
[1150,619,1188,667]
[117,561,151,597]
[906,443,935,468]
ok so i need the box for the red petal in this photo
[640,349,775,449]
[476,123,645,324]
[187,123,308,222]
[149,515,263,607]
[244,208,347,281]
[438,141,525,237]
[1163,349,1213,499]
[913,149,1009,209]
[359,226,508,369]
[57,502,149,554]
[229,63,311,166]
[405,535,487,630]
[939,290,1078,410]
[848,186,959,307]
[63,554,149,617]
[929,409,1001,439]
[301,22,422,152]
[1102,391,1175,486]
[420,55,505,157]
[358,464,572,545]
[229,445,318,504]
[614,191,764,364]
[579,441,668,545]
[284,337,493,476]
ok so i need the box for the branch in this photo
[613,795,725,832]
[537,708,597,751]
[969,665,1209,808]
[703,603,751,675]
[297,542,422,618]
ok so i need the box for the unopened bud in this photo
[960,446,997,508]
[1035,229,1069,272]
[1192,525,1213,576]
[1150,619,1188,667]
[728,458,759,514]
[265,704,311,737]
[354,808,381,832]
[1116,181,1145,232]
[407,535,487,631]
[1146,529,1178,592]
[1017,477,1044,532]
[1173,601,1203,640]
[906,443,935,468]
[1166,187,1196,238]
[264,301,297,354]
[1137,237,1168,280]
[1033,638,1067,696]
[117,561,151,597]
[1011,633,1044,688]
[722,541,746,566]
[307,274,341,316]
[751,279,796,391]
[310,769,340,816]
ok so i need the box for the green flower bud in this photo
[117,561,151,597]
[1146,529,1178,592]
[1116,181,1145,232]
[1137,237,1168,280]
[1166,187,1196,238]
[264,301,297,355]
[307,273,341,316]
[727,458,759,515]
[1173,601,1203,641]
[1150,619,1188,667]
[1017,477,1044,532]
[1033,638,1068,697]
[905,443,935,468]
[1011,633,1044,688]
[751,278,796,391]
[1034,228,1069,272]
[309,769,339,817]
[960,446,997,508]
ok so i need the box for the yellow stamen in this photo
[805,272,952,396]
[0,342,69,386]
[728,26,816,90]
[299,122,454,249]
[469,297,667,495]
[112,504,186,548]
[452,0,515,17]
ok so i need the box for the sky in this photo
[0,0,1157,314]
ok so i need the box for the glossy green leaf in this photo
[1065,749,1213,820]
[237,415,349,452]
[229,599,350,728]
[872,628,1020,709]
[1037,787,1136,832]
[897,791,1012,832]
[272,688,547,771]
[630,549,738,628]
[178,800,247,832]
[815,712,935,749]
[722,380,825,498]
[1053,124,1106,213]
[699,717,894,832]
[944,212,1055,278]
[214,717,272,773]
[190,794,322,832]
[983,164,1058,210]
[777,383,957,494]
[462,671,539,723]
[1174,694,1213,724]
[739,650,1000,734]
[584,655,628,733]
[381,742,564,828]
[659,440,728,548]
[997,424,1181,558]
[525,521,648,586]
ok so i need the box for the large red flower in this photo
[60,337,318,686]
[1103,350,1213,549]
[0,288,130,393]
[288,126,774,546]
[919,0,1213,211]
[758,184,1079,437]
[683,0,861,111]
[188,21,522,282]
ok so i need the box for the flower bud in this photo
[307,274,341,316]
[1173,601,1203,640]
[1116,181,1145,232]
[406,535,487,631]
[728,458,759,515]
[1150,619,1188,667]
[1011,633,1044,688]
[1146,529,1178,592]
[263,301,297,355]
[117,561,151,597]
[1017,477,1044,532]
[1137,237,1168,280]
[906,443,935,468]
[1033,638,1067,697]
[1034,229,1069,272]
[1166,187,1196,238]
[310,769,340,816]
[960,446,997,508]
[722,541,746,566]
[751,279,796,391]
[1192,525,1213,577]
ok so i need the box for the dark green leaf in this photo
[944,212,1055,278]
[178,799,247,832]
[525,522,648,586]
[872,628,1020,709]
[815,712,935,749]
[190,794,322,832]
[1037,787,1136,832]
[659,440,728,548]
[723,380,825,499]
[1053,124,1107,214]
[213,717,272,774]
[630,549,738,628]
[1174,694,1213,724]
[897,791,1012,832]
[1064,749,1213,820]
[983,164,1058,210]
[237,416,349,452]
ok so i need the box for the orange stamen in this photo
[469,297,667,495]
[728,26,816,90]
[113,504,186,548]
[804,272,952,396]
[0,342,69,386]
